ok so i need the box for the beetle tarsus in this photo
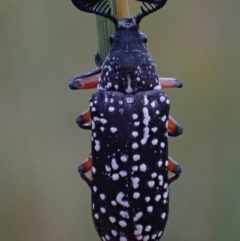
[78,164,92,188]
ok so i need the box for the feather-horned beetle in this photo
[69,0,183,240]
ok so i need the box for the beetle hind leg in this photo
[78,154,92,188]
[167,156,183,184]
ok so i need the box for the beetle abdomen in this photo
[90,90,170,241]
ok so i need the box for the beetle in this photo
[69,0,183,241]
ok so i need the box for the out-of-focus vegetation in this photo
[1,1,240,241]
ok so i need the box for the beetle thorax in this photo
[98,19,161,94]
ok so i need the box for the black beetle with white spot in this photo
[69,0,183,241]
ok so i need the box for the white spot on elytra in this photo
[112,174,119,181]
[136,236,143,240]
[161,212,166,219]
[132,131,139,137]
[160,96,166,102]
[163,191,168,199]
[105,165,111,172]
[100,207,106,213]
[111,200,117,206]
[151,234,157,240]
[111,158,118,170]
[143,108,150,125]
[120,236,127,241]
[150,101,155,108]
[134,212,143,221]
[100,194,105,200]
[165,160,169,167]
[133,192,140,199]
[158,175,163,186]
[109,216,116,223]
[94,213,99,219]
[110,127,117,133]
[144,96,149,105]
[160,142,165,148]
[120,155,128,162]
[134,122,140,126]
[151,127,157,133]
[158,231,163,238]
[116,192,129,207]
[148,181,155,188]
[151,139,158,145]
[132,114,138,119]
[120,210,129,219]
[155,194,161,202]
[143,235,149,241]
[132,177,140,189]
[161,115,167,122]
[120,170,127,177]
[111,230,117,236]
[119,220,127,227]
[109,106,115,112]
[140,163,147,172]
[95,140,100,151]
[133,154,140,161]
[132,143,139,149]
[147,206,153,213]
[100,118,107,124]
[132,166,138,172]
[166,99,170,104]
[145,226,152,232]
[151,173,157,178]
[158,160,162,167]
[92,166,96,173]
[141,107,151,145]
[145,196,150,202]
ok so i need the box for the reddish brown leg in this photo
[167,156,183,184]
[167,116,183,137]
[69,76,99,90]
[159,77,183,89]
[78,154,92,188]
[76,109,91,130]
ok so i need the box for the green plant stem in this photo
[96,0,129,62]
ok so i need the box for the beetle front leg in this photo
[168,116,183,137]
[76,109,91,130]
[159,77,183,89]
[78,154,92,188]
[167,156,183,184]
[69,52,102,90]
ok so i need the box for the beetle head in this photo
[71,0,168,26]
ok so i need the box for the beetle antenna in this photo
[71,0,118,25]
[135,0,168,24]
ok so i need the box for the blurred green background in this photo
[1,0,240,241]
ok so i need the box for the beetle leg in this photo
[78,154,92,188]
[167,116,183,136]
[69,52,102,90]
[159,77,183,89]
[70,76,99,90]
[76,109,91,130]
[167,156,183,184]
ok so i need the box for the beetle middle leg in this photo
[78,154,92,188]
[76,109,91,130]
[167,156,183,184]
[167,116,183,137]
